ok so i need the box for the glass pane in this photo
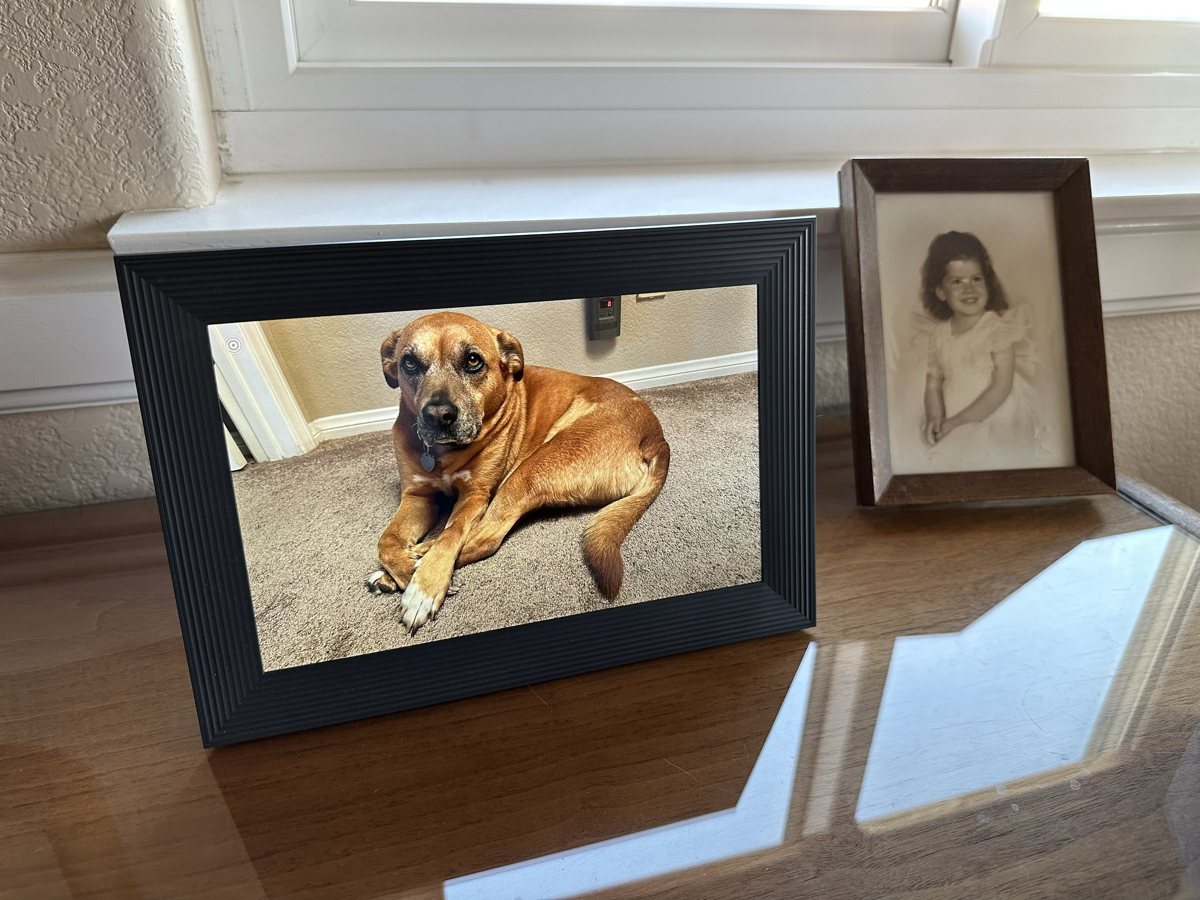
[1039,0,1200,22]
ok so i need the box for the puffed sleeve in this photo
[987,306,1031,353]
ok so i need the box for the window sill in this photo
[108,154,1200,255]
[104,154,1200,349]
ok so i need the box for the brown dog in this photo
[366,311,670,633]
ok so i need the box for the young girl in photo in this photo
[920,231,1041,464]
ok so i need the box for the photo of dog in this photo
[221,289,762,670]
[366,311,671,633]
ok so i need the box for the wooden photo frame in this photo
[115,218,816,746]
[839,158,1115,506]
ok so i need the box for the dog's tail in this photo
[582,437,670,599]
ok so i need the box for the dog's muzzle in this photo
[417,401,480,446]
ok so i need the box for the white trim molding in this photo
[602,350,757,392]
[1102,293,1200,319]
[974,0,1200,71]
[0,251,137,415]
[293,3,956,68]
[225,424,249,470]
[208,323,317,459]
[0,382,139,415]
[308,407,400,443]
[108,157,1200,255]
[215,105,1200,174]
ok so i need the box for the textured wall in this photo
[813,316,1200,509]
[261,287,761,422]
[0,0,220,251]
[0,0,218,512]
[1105,311,1200,509]
[0,404,153,516]
[815,341,850,413]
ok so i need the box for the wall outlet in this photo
[586,296,621,340]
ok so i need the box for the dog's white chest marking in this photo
[412,469,471,493]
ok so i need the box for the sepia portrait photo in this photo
[876,192,1076,476]
[840,157,1116,506]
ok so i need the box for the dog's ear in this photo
[381,332,403,389]
[494,330,524,382]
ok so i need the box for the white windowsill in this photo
[107,154,1200,255]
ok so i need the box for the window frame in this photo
[295,0,958,68]
[197,0,963,111]
[193,0,1200,174]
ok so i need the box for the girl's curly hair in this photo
[920,231,1008,321]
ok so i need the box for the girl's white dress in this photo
[925,308,1050,470]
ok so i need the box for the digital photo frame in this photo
[116,217,816,746]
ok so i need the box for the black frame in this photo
[115,217,816,746]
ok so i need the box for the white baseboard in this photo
[308,350,759,443]
[602,350,757,392]
[309,407,398,442]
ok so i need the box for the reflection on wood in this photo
[1087,527,1200,755]
[0,744,142,900]
[794,639,895,838]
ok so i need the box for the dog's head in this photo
[381,312,524,449]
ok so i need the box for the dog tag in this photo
[420,450,436,472]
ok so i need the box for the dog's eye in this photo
[465,352,485,373]
[401,355,419,373]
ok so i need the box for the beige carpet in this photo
[232,372,761,670]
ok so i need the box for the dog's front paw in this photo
[399,573,446,634]
[365,569,398,593]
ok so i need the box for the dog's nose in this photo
[422,402,458,428]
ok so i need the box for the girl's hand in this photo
[924,416,942,446]
[934,415,961,442]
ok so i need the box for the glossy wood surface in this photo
[2,417,1197,900]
